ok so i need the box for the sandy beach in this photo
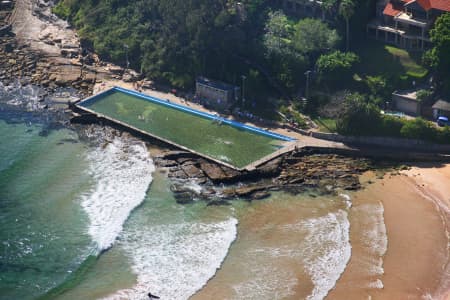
[191,164,450,300]
[329,165,450,300]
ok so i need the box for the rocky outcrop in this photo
[276,154,370,192]
[154,148,372,203]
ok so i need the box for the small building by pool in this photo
[195,76,240,111]
[392,90,421,116]
[76,87,294,170]
[432,99,450,119]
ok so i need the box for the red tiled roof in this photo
[428,0,450,11]
[417,0,433,10]
[383,2,402,16]
[384,0,450,17]
[410,0,450,11]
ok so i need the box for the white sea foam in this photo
[81,137,155,251]
[354,202,388,285]
[232,210,351,300]
[368,279,384,289]
[183,180,203,195]
[233,266,298,299]
[302,210,352,300]
[339,193,353,209]
[103,218,237,300]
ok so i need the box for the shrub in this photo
[400,118,435,140]
[336,93,382,135]
[380,115,405,137]
[436,126,450,144]
[316,51,359,88]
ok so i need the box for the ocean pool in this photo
[78,87,293,169]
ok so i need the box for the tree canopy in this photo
[425,12,450,95]
[294,18,339,55]
[316,50,358,87]
[336,92,381,135]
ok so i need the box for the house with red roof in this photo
[367,0,450,49]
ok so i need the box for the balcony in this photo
[394,12,428,28]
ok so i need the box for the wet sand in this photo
[192,193,351,300]
[192,164,450,300]
[329,166,450,300]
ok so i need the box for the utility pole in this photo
[241,75,246,106]
[124,44,130,71]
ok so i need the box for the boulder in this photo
[181,163,204,178]
[251,191,271,200]
[159,150,194,161]
[167,169,188,180]
[258,157,283,176]
[200,162,226,181]
[174,192,194,204]
[156,159,177,168]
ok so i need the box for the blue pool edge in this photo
[78,86,296,142]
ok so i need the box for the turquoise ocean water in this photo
[0,85,387,300]
[0,119,92,299]
[0,105,237,300]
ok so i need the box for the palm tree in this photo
[321,0,337,21]
[339,0,355,51]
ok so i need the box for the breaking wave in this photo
[103,218,237,299]
[81,136,155,252]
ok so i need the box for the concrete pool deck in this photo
[75,87,308,171]
[87,80,353,171]
[92,79,349,148]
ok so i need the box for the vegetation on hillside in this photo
[337,93,450,143]
[53,0,449,143]
[53,0,375,93]
[424,13,450,95]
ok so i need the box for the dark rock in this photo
[224,184,273,199]
[159,150,194,161]
[176,157,192,164]
[156,159,178,168]
[258,157,283,176]
[251,191,271,200]
[167,169,188,179]
[344,183,360,190]
[200,162,226,181]
[196,176,208,184]
[174,192,194,204]
[220,167,242,180]
[181,163,204,178]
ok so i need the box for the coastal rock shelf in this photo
[155,148,372,204]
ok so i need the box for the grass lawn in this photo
[312,117,337,133]
[354,39,428,80]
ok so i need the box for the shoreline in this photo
[328,166,450,300]
[2,1,450,299]
[191,166,450,300]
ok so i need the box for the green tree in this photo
[424,13,450,95]
[293,18,339,56]
[336,92,382,135]
[415,89,433,104]
[365,75,388,98]
[316,50,359,87]
[263,10,307,90]
[320,0,337,21]
[339,0,355,51]
[400,118,434,139]
[263,10,295,58]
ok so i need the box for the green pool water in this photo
[81,91,287,168]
